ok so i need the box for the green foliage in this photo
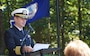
[1,0,90,55]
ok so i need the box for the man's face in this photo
[14,16,27,28]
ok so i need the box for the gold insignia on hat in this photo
[15,14,29,19]
[22,10,27,15]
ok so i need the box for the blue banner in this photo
[10,0,50,27]
[23,0,50,23]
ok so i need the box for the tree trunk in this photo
[0,9,5,54]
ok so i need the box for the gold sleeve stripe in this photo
[13,46,21,55]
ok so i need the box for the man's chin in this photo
[22,25,25,27]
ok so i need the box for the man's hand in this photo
[22,45,33,53]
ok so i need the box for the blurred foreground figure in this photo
[64,40,90,56]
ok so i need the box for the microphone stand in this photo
[21,28,30,56]
[21,24,34,56]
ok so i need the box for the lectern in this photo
[26,48,60,56]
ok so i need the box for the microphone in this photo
[27,24,35,34]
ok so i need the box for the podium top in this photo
[26,48,60,56]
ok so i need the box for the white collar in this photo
[14,25,23,31]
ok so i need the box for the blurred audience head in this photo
[64,40,90,56]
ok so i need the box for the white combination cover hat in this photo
[11,8,30,19]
